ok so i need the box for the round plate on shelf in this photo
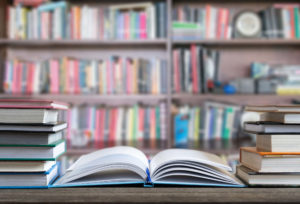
[233,11,262,38]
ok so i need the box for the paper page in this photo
[68,146,149,172]
[150,149,231,175]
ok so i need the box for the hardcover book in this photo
[53,146,244,187]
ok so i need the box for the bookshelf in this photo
[1,0,300,158]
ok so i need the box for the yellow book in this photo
[132,59,138,94]
[21,8,28,39]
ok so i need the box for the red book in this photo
[191,45,199,93]
[140,12,147,39]
[224,9,230,39]
[150,108,156,149]
[138,108,145,142]
[290,7,295,38]
[0,99,68,109]
[108,108,117,146]
[205,5,211,39]
[216,9,222,39]
[26,63,34,94]
[14,0,46,6]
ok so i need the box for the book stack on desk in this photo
[237,105,300,186]
[0,99,68,188]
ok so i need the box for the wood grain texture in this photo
[0,188,300,203]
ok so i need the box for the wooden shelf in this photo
[172,94,300,105]
[173,39,300,46]
[0,94,167,104]
[0,39,168,46]
[2,39,300,47]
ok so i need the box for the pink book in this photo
[16,62,23,94]
[94,109,100,148]
[191,45,199,93]
[98,8,104,40]
[139,12,147,39]
[50,60,60,94]
[12,61,18,94]
[124,12,130,40]
[98,109,105,148]
[0,99,68,109]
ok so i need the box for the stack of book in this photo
[4,57,167,95]
[237,105,300,186]
[0,99,68,188]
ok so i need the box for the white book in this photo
[282,9,291,39]
[256,134,300,152]
[0,108,58,124]
[237,165,300,186]
[0,140,65,160]
[0,161,56,172]
[54,146,242,187]
[116,108,124,146]
[0,163,58,187]
[8,7,16,39]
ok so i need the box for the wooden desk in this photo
[0,187,299,203]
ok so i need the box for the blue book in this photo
[52,146,245,188]
[0,162,59,189]
[174,113,188,147]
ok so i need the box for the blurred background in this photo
[1,0,300,172]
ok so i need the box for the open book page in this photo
[149,149,242,185]
[55,146,149,185]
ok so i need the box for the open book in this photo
[54,146,243,187]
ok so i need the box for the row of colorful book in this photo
[0,99,68,188]
[260,4,300,39]
[172,5,231,40]
[4,57,167,94]
[173,45,220,94]
[66,103,167,149]
[7,1,167,40]
[238,105,300,185]
[174,101,242,147]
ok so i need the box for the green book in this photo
[0,140,66,161]
[155,106,160,143]
[172,21,200,29]
[294,7,300,39]
[132,105,138,145]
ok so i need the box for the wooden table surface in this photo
[0,187,300,203]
